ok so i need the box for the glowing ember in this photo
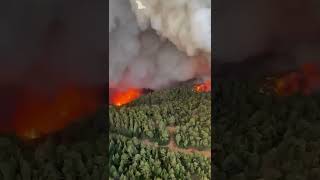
[274,72,302,96]
[23,128,39,140]
[194,80,211,93]
[110,88,142,106]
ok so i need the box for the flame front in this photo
[110,88,142,106]
[268,63,320,96]
[11,85,102,140]
[194,80,211,93]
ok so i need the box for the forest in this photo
[214,79,320,180]
[109,85,212,179]
[0,84,211,179]
[0,110,107,180]
[110,85,211,149]
[109,134,211,179]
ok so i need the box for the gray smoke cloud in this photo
[109,0,211,90]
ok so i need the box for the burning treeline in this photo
[109,0,211,105]
[260,63,320,96]
[0,84,105,140]
[109,80,211,107]
[0,0,106,139]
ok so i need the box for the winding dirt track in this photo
[142,126,211,158]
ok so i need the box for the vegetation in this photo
[0,111,107,180]
[109,105,171,145]
[109,134,211,179]
[214,79,320,180]
[110,85,211,149]
[0,134,108,180]
[109,85,212,179]
[0,84,211,180]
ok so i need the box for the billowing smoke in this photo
[109,0,211,90]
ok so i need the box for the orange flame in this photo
[274,71,302,96]
[274,62,320,96]
[194,80,211,93]
[110,88,142,106]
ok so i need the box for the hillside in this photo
[213,79,320,180]
[109,85,212,179]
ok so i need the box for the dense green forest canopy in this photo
[109,85,212,179]
[214,79,320,180]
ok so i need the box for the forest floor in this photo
[142,126,211,158]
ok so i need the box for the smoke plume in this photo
[109,0,211,90]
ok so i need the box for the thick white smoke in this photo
[109,0,211,90]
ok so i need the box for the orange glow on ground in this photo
[274,72,302,96]
[193,80,211,93]
[110,88,142,106]
[12,85,101,140]
[274,62,320,96]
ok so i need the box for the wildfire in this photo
[12,85,102,140]
[266,63,320,96]
[273,71,302,96]
[193,80,211,93]
[110,88,142,106]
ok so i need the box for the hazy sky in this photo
[0,0,107,89]
[0,0,107,127]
